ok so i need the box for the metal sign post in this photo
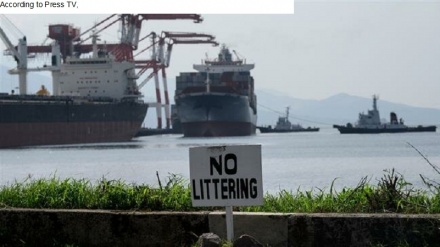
[189,144,263,242]
[226,206,234,241]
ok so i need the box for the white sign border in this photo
[189,144,263,207]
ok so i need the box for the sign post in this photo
[189,145,263,241]
[226,205,234,241]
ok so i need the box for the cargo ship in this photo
[258,107,319,133]
[333,95,436,134]
[174,45,257,137]
[0,25,148,148]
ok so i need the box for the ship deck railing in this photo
[0,94,131,104]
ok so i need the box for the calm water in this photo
[1,127,440,194]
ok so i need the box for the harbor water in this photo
[1,127,440,194]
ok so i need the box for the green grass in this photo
[0,174,195,211]
[1,169,440,213]
[244,170,440,214]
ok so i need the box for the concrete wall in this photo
[1,209,440,246]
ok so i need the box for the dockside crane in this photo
[0,26,28,94]
[136,31,218,129]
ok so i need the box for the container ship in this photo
[174,45,257,137]
[0,23,148,148]
[333,95,436,134]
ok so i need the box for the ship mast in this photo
[373,94,378,111]
[91,30,100,58]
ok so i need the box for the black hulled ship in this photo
[174,45,257,137]
[0,25,148,148]
[333,95,436,134]
[0,94,147,148]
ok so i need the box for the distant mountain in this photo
[256,90,440,127]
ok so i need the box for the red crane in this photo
[23,14,204,61]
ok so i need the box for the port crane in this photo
[21,14,204,61]
[0,26,28,94]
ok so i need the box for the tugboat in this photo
[333,95,437,134]
[258,107,319,133]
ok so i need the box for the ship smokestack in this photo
[390,112,398,124]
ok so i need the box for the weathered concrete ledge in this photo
[1,208,440,246]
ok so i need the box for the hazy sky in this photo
[1,0,440,108]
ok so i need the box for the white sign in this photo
[189,145,263,207]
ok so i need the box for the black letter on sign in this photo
[250,178,258,198]
[192,180,200,200]
[224,153,237,175]
[210,155,222,175]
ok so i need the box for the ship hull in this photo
[0,95,148,148]
[258,127,320,133]
[333,125,437,134]
[175,93,257,137]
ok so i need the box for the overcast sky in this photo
[1,0,440,108]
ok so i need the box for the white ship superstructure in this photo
[355,95,381,128]
[59,57,139,99]
[193,44,254,73]
[57,36,140,99]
